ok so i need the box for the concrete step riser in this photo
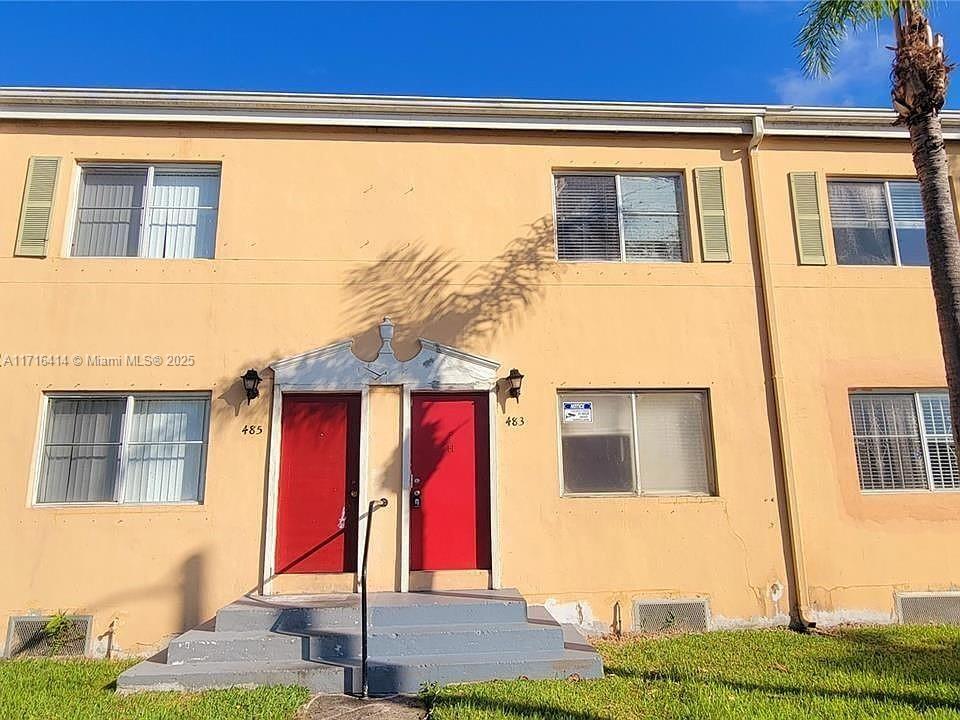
[370,602,527,627]
[217,601,524,632]
[315,625,564,660]
[216,607,360,632]
[117,661,352,695]
[168,634,306,665]
[366,653,604,695]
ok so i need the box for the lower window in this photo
[35,394,210,504]
[849,391,959,492]
[558,391,715,496]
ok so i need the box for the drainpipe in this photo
[746,115,813,630]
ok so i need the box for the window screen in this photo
[827,179,928,266]
[849,391,958,492]
[889,182,929,266]
[37,398,125,503]
[559,391,714,496]
[828,181,894,265]
[124,398,209,503]
[555,174,686,262]
[37,395,209,504]
[73,165,220,259]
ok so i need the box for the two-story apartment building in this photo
[3,88,960,662]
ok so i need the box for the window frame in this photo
[826,177,925,267]
[556,388,717,498]
[31,391,211,507]
[551,171,692,264]
[65,162,222,260]
[849,388,960,494]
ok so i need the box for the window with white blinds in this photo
[827,179,928,266]
[554,174,687,262]
[558,391,714,495]
[72,164,220,259]
[36,394,209,504]
[849,391,958,492]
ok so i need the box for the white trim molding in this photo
[3,86,960,140]
[270,318,500,393]
[263,318,502,594]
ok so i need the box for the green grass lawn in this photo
[5,626,960,719]
[430,626,960,720]
[0,657,309,720]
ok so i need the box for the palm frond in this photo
[796,0,903,77]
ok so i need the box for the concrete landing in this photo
[117,588,603,695]
[300,694,425,719]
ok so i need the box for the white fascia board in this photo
[2,87,960,139]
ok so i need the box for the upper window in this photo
[72,164,220,259]
[36,394,210,504]
[558,391,714,496]
[849,391,958,492]
[554,174,687,262]
[827,180,927,266]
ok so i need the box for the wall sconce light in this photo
[241,369,263,404]
[506,368,524,401]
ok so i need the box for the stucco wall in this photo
[760,137,960,624]
[0,120,948,653]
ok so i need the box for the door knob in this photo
[349,488,358,498]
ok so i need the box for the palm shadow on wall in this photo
[341,216,559,360]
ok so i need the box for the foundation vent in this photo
[633,598,709,634]
[897,592,960,625]
[5,615,92,658]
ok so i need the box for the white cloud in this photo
[772,31,894,106]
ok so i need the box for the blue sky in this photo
[1,1,958,108]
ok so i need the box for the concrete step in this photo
[366,647,604,696]
[216,592,527,632]
[369,593,528,627]
[216,600,359,633]
[167,629,307,665]
[316,622,564,660]
[117,658,352,694]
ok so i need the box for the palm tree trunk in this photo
[909,113,960,449]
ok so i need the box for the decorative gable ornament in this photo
[270,318,500,391]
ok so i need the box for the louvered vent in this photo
[897,593,960,625]
[5,615,91,658]
[633,599,709,634]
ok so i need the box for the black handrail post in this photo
[360,497,388,698]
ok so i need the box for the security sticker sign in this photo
[562,401,593,423]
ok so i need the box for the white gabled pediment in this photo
[271,318,500,391]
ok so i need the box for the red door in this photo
[276,395,360,574]
[410,393,491,571]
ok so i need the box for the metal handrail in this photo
[359,497,388,698]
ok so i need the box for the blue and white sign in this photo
[562,401,593,423]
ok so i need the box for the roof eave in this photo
[1,86,958,139]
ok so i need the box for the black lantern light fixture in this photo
[241,368,263,404]
[506,368,524,401]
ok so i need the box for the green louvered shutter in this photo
[15,157,61,257]
[694,167,730,262]
[789,171,826,265]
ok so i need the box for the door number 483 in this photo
[505,416,525,427]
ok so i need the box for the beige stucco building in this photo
[3,88,960,657]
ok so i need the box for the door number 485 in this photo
[242,425,264,435]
